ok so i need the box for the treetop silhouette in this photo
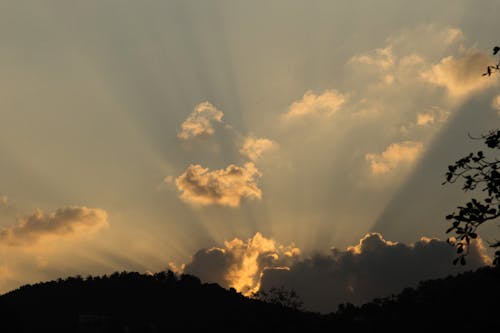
[444,46,500,265]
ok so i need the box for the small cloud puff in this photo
[416,112,435,126]
[416,107,450,126]
[175,162,262,207]
[365,141,424,175]
[178,102,224,140]
[0,206,108,247]
[285,90,347,118]
[239,136,277,161]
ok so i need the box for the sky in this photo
[0,0,499,312]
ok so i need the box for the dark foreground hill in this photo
[0,266,499,332]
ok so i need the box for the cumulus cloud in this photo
[365,141,424,175]
[260,233,491,313]
[175,162,262,207]
[285,90,347,118]
[183,232,300,295]
[239,136,277,161]
[421,49,496,98]
[0,206,108,246]
[178,102,224,140]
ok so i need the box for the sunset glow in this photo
[0,0,499,313]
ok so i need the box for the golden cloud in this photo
[421,49,496,98]
[365,141,424,175]
[285,90,347,118]
[178,102,224,140]
[175,162,262,207]
[239,136,277,161]
[0,206,108,247]
[183,232,300,295]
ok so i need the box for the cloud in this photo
[175,162,262,207]
[421,49,496,98]
[183,232,300,295]
[0,263,13,290]
[0,206,108,247]
[365,141,424,175]
[239,136,277,161]
[260,233,491,313]
[492,95,500,115]
[285,90,347,118]
[416,106,450,126]
[416,113,435,126]
[350,47,395,70]
[443,27,463,46]
[178,102,224,140]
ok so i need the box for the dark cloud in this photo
[260,233,490,313]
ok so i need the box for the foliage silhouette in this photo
[444,46,500,265]
[0,266,498,332]
[482,45,500,76]
[252,286,304,310]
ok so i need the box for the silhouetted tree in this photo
[443,46,500,265]
[253,286,304,310]
[444,130,500,265]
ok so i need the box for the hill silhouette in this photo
[0,266,498,332]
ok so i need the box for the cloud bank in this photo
[261,233,490,312]
[175,163,262,207]
[0,206,108,247]
[181,232,490,313]
[178,102,224,140]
